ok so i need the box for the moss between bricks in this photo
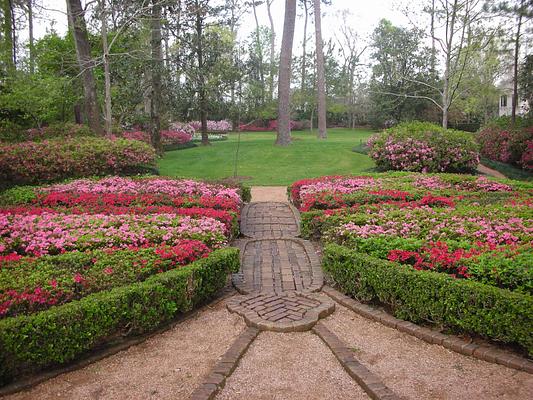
[0,248,239,386]
[322,243,533,356]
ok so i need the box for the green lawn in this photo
[158,128,376,185]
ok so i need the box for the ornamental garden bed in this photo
[0,176,246,386]
[289,173,533,355]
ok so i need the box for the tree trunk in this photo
[150,0,163,153]
[266,0,276,101]
[276,0,297,146]
[314,0,327,139]
[67,0,103,135]
[430,0,436,74]
[301,0,308,94]
[511,0,524,126]
[100,0,112,136]
[1,0,15,72]
[28,0,34,74]
[252,0,265,104]
[441,0,458,129]
[195,1,209,145]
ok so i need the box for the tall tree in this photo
[314,0,327,138]
[266,0,276,100]
[1,0,15,73]
[150,0,163,153]
[99,0,112,135]
[66,0,102,134]
[26,0,34,74]
[276,0,296,146]
[300,0,310,94]
[490,0,533,124]
[250,0,265,104]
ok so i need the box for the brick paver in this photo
[232,238,322,295]
[241,202,300,238]
[227,292,335,332]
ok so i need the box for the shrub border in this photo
[0,248,240,387]
[322,243,533,358]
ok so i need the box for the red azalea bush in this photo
[477,124,533,170]
[121,130,192,147]
[0,241,211,318]
[520,140,533,170]
[30,192,241,212]
[0,137,156,185]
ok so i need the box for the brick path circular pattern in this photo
[227,292,335,332]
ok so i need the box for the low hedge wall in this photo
[322,243,533,356]
[0,248,239,386]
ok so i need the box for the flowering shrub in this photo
[0,138,156,185]
[477,123,532,170]
[121,130,193,147]
[291,173,532,293]
[0,241,210,318]
[0,213,227,256]
[0,174,246,383]
[23,123,95,142]
[41,176,241,202]
[190,120,232,132]
[169,122,196,136]
[368,121,480,172]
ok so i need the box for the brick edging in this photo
[322,286,533,374]
[0,285,237,397]
[312,323,400,400]
[189,327,260,400]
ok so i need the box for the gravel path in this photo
[216,331,369,400]
[250,186,288,202]
[322,302,533,400]
[477,163,507,179]
[6,299,245,400]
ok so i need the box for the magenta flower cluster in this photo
[42,177,242,204]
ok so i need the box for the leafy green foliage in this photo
[0,248,239,385]
[322,244,533,356]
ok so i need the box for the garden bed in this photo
[290,173,533,354]
[0,176,247,386]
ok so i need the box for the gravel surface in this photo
[322,303,533,400]
[251,187,288,203]
[217,331,369,400]
[6,299,245,400]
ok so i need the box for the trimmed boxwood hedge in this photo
[0,248,239,386]
[322,243,533,356]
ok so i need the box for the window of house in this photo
[501,95,507,107]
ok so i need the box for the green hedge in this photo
[0,248,239,386]
[322,243,533,356]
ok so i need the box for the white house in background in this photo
[498,80,530,117]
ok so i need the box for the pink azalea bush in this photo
[0,213,228,256]
[368,121,480,173]
[190,120,232,132]
[0,137,156,185]
[41,176,242,204]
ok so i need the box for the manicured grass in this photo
[159,128,376,186]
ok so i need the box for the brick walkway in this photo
[230,201,328,332]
